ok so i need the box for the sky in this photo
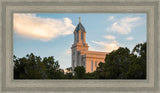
[13,13,146,69]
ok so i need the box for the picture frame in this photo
[0,0,159,93]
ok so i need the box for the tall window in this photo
[84,61,86,68]
[95,61,97,67]
[81,32,83,40]
[75,33,77,41]
[91,61,93,72]
[73,52,75,56]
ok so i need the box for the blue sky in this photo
[13,13,146,69]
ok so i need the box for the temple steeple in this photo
[74,17,86,44]
[71,18,89,70]
[79,17,81,23]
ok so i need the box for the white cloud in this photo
[126,36,134,40]
[103,35,116,40]
[108,16,115,21]
[65,49,71,55]
[14,14,75,41]
[90,40,119,52]
[107,17,141,34]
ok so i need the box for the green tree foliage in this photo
[74,66,85,79]
[66,67,72,72]
[64,67,73,79]
[85,72,97,79]
[126,42,146,79]
[95,42,146,79]
[14,53,64,79]
[64,73,73,79]
[95,47,131,79]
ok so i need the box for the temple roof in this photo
[74,22,86,32]
[74,17,86,32]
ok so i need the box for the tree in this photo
[13,53,64,79]
[66,67,72,72]
[42,56,64,79]
[96,47,131,79]
[85,72,97,79]
[64,67,73,79]
[95,42,146,79]
[74,66,85,79]
[14,53,46,79]
[126,42,146,79]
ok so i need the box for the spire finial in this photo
[79,17,81,23]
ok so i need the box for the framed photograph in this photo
[13,13,147,80]
[0,0,160,93]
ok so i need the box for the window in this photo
[91,61,93,72]
[95,61,97,67]
[73,52,75,56]
[84,61,86,68]
[81,32,83,40]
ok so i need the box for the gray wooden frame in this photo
[0,0,159,93]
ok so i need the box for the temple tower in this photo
[71,17,89,70]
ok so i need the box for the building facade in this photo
[71,18,109,73]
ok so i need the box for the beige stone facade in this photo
[71,18,109,73]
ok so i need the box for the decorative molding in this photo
[0,0,159,93]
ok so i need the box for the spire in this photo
[79,17,81,23]
[74,17,85,32]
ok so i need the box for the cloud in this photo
[108,16,115,21]
[126,36,134,40]
[90,40,119,52]
[65,49,71,55]
[107,17,141,34]
[14,14,75,41]
[103,35,116,40]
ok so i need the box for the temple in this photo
[71,17,109,73]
